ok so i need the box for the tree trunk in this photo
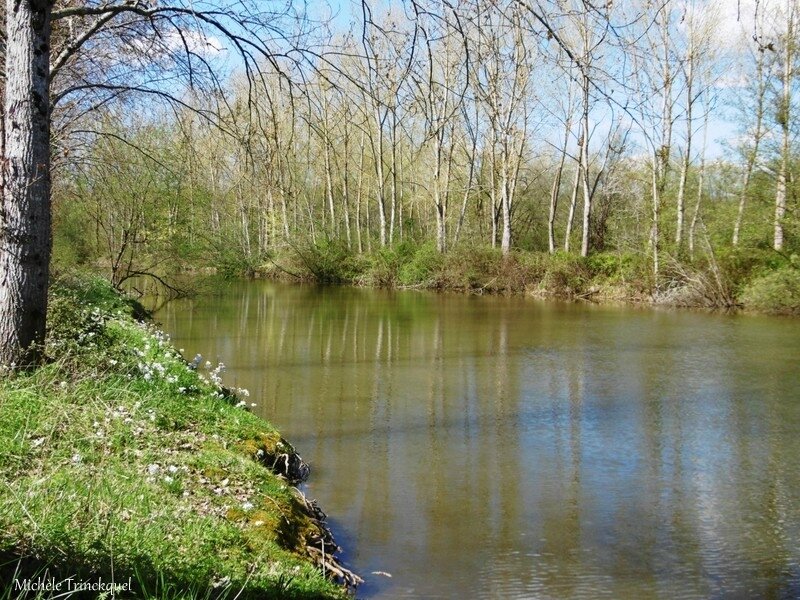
[733,23,766,246]
[579,74,592,258]
[0,0,54,367]
[675,37,694,249]
[564,157,581,252]
[549,110,572,254]
[774,0,793,252]
[500,164,512,255]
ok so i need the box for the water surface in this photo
[157,281,800,599]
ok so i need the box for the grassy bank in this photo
[0,277,353,599]
[254,241,800,315]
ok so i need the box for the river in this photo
[156,280,800,599]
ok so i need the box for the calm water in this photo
[156,281,800,599]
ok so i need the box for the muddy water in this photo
[156,281,800,599]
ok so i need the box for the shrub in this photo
[398,242,443,286]
[292,240,364,284]
[540,252,591,296]
[712,247,786,294]
[740,266,800,314]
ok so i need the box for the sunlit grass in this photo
[0,276,345,599]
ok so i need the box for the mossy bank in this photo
[0,277,357,599]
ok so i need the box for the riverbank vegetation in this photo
[0,277,353,598]
[47,1,799,314]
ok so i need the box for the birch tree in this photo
[773,0,797,251]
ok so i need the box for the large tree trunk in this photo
[0,0,54,368]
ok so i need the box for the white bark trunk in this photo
[0,0,54,367]
[774,0,793,251]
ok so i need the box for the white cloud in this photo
[163,29,226,55]
[128,28,226,57]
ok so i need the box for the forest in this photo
[43,0,799,315]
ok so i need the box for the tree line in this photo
[2,0,799,366]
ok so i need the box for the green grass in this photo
[0,276,347,599]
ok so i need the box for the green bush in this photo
[541,252,591,296]
[361,244,406,287]
[438,245,504,290]
[740,266,800,314]
[293,240,364,284]
[712,247,787,292]
[398,242,443,286]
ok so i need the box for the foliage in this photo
[397,242,444,286]
[740,265,800,315]
[289,240,365,284]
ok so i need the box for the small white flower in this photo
[242,502,254,511]
[147,464,160,475]
[163,475,174,484]
[168,465,179,474]
[71,454,82,464]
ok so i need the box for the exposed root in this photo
[252,440,363,591]
[295,488,364,590]
[251,437,311,485]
